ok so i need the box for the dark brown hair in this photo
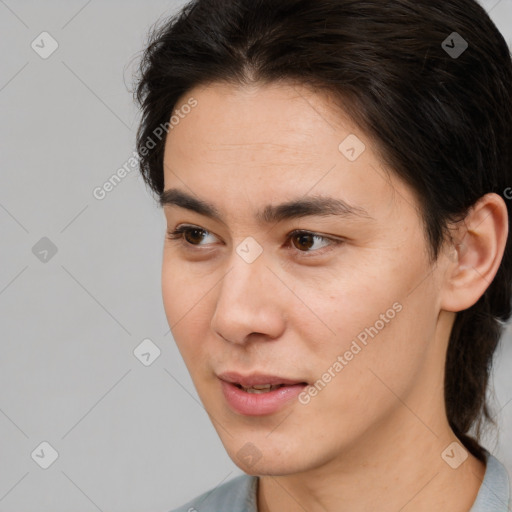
[133,0,512,460]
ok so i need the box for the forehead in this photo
[161,81,419,227]
[165,81,355,160]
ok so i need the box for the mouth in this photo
[218,372,309,415]
[233,383,290,393]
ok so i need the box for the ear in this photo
[440,193,508,312]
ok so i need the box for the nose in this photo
[210,250,287,345]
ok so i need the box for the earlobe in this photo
[441,193,508,313]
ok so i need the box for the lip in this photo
[218,372,308,416]
[218,372,307,388]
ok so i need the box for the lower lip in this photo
[220,380,307,416]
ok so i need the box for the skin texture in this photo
[161,82,507,512]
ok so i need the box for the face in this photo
[161,81,450,476]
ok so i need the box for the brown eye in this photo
[166,225,215,246]
[288,230,337,254]
[183,228,206,245]
[167,226,343,257]
[292,232,316,251]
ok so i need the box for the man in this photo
[134,0,512,510]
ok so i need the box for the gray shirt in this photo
[170,452,511,512]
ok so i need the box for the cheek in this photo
[161,255,208,323]
[298,267,439,429]
[294,246,436,381]
[316,240,429,340]
[317,307,434,440]
[288,261,400,352]
[161,262,182,324]
[161,258,207,358]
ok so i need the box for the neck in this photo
[257,406,486,512]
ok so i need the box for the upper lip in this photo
[218,372,307,387]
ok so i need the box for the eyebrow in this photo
[159,188,372,224]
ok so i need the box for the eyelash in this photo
[166,225,343,258]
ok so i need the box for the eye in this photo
[166,225,343,256]
[166,225,217,246]
[287,230,339,255]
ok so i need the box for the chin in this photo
[233,455,309,476]
[221,433,323,476]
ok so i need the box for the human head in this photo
[134,0,512,466]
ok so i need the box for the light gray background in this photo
[0,1,511,511]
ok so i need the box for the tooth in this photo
[243,384,282,393]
